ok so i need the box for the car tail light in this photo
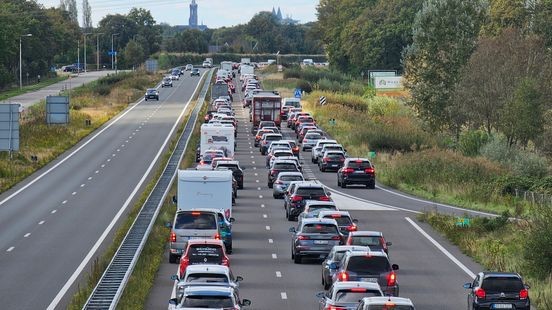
[387,271,397,286]
[256,135,261,140]
[214,233,221,240]
[350,288,367,292]
[191,211,201,216]
[323,158,330,162]
[365,167,375,174]
[170,231,176,243]
[222,256,230,266]
[270,170,278,176]
[520,288,528,299]
[326,306,346,310]
[337,271,349,282]
[291,196,303,202]
[179,256,189,275]
[274,180,283,185]
[297,235,310,240]
[319,196,331,201]
[293,146,299,152]
[342,168,354,175]
[347,225,357,232]
[475,288,486,299]
[331,236,341,240]
[330,214,341,218]
[339,158,345,162]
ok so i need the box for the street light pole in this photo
[96,33,104,71]
[19,33,32,89]
[77,39,80,76]
[83,33,92,73]
[111,33,119,70]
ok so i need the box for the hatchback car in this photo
[290,218,343,264]
[357,296,416,310]
[273,172,304,199]
[172,265,243,304]
[464,272,530,310]
[312,140,338,163]
[284,182,332,221]
[332,250,399,296]
[259,133,283,155]
[178,239,229,278]
[338,158,376,189]
[319,151,347,172]
[316,144,346,164]
[303,132,326,151]
[254,129,276,147]
[268,160,301,188]
[144,88,159,101]
[322,246,370,289]
[346,231,392,255]
[317,282,383,310]
[191,68,200,76]
[298,201,339,223]
[317,210,358,236]
[168,286,251,310]
[185,64,193,71]
[162,77,173,88]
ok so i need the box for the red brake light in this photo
[327,306,346,310]
[355,160,363,163]
[323,158,330,162]
[343,168,354,174]
[347,225,357,232]
[387,271,397,286]
[274,180,283,185]
[319,196,331,201]
[520,288,528,299]
[330,214,342,218]
[331,236,341,240]
[365,167,375,174]
[350,288,367,292]
[179,256,190,276]
[214,233,221,240]
[222,257,229,266]
[191,211,201,216]
[297,235,310,240]
[338,271,349,282]
[170,231,176,243]
[291,196,303,202]
[475,288,486,299]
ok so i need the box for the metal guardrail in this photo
[83,69,214,310]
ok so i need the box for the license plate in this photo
[314,240,328,245]
[360,278,378,283]
[331,164,338,167]
[491,304,513,309]
[188,236,203,240]
[353,170,364,174]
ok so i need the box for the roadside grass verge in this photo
[0,71,161,193]
[67,72,207,310]
[0,74,68,101]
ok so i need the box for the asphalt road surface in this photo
[0,69,207,310]
[146,75,485,310]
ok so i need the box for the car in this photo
[202,61,212,68]
[259,133,283,155]
[270,156,303,172]
[303,132,326,151]
[254,129,276,147]
[321,246,370,290]
[312,140,338,163]
[346,231,392,255]
[297,125,318,140]
[168,286,251,310]
[283,139,301,157]
[185,64,193,71]
[290,218,344,264]
[337,158,376,189]
[332,249,399,296]
[178,239,230,278]
[259,121,277,129]
[199,150,226,166]
[273,171,304,199]
[284,182,332,221]
[162,77,173,88]
[316,144,346,164]
[464,272,530,310]
[168,210,221,263]
[172,265,243,304]
[316,282,383,310]
[294,115,315,131]
[319,151,347,172]
[215,161,244,189]
[171,69,181,80]
[356,296,416,310]
[211,157,234,169]
[144,88,159,101]
[317,210,358,236]
[266,140,292,155]
[191,68,200,76]
[267,149,294,168]
[297,201,339,223]
[289,112,311,129]
[268,160,301,188]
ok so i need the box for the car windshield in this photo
[147,89,156,94]
[482,277,524,292]
[296,188,326,196]
[186,273,229,283]
[306,133,323,139]
[181,295,234,307]
[335,290,382,302]
[188,245,223,264]
[280,175,304,182]
[175,213,217,230]
[350,236,382,249]
[348,161,372,169]
[274,163,297,170]
[302,223,338,234]
[367,306,414,310]
[347,256,390,274]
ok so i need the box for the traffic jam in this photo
[164,58,416,310]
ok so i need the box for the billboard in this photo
[374,76,403,89]
[46,96,70,124]
[0,104,20,151]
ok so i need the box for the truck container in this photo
[211,81,229,103]
[240,64,254,76]
[250,91,282,133]
[221,61,233,71]
[177,169,233,219]
[200,123,235,158]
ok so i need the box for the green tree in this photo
[82,0,92,31]
[403,0,487,130]
[127,8,162,56]
[482,0,527,35]
[532,0,552,46]
[123,40,144,68]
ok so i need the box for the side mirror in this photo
[352,219,359,224]
[329,262,338,270]
[172,195,177,204]
[168,298,178,305]
[315,291,326,299]
[463,283,473,289]
[236,276,244,282]
[289,227,296,233]
[241,299,251,306]
[327,192,332,196]
[229,217,235,223]
[170,274,179,281]
[165,222,172,229]
[386,241,393,246]
[392,264,399,271]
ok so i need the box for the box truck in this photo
[221,61,233,71]
[200,123,235,158]
[177,169,233,219]
[250,91,282,133]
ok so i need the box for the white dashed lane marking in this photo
[62,200,67,204]
[263,214,267,218]
[51,209,57,214]
[272,253,277,259]
[268,239,273,243]
[72,191,77,195]
[281,292,288,300]
[261,204,265,208]
[6,247,14,252]
[24,233,31,238]
[276,271,282,278]
[39,221,45,225]
[265,226,271,230]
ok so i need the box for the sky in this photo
[36,0,320,28]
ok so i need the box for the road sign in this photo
[108,50,117,56]
[319,96,327,105]
[0,104,20,152]
[46,95,70,124]
[294,88,302,99]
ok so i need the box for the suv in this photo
[346,231,392,255]
[319,150,346,172]
[268,160,300,188]
[332,250,399,296]
[284,182,332,221]
[316,282,383,310]
[272,172,304,199]
[312,140,338,163]
[357,297,415,310]
[191,68,200,76]
[162,77,173,87]
[302,132,326,151]
[297,201,338,222]
[322,246,369,289]
[178,239,229,277]
[168,286,251,310]
[172,265,243,304]
[317,210,358,236]
[259,133,283,155]
[215,161,244,189]
[185,64,193,71]
[144,88,159,101]
[338,158,376,189]
[464,272,530,310]
[289,218,343,264]
[316,144,346,164]
[168,210,221,263]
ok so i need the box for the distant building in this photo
[272,6,299,25]
[180,0,207,31]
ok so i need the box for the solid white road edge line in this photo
[405,217,476,279]
[46,71,206,310]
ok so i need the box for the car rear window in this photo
[186,273,229,283]
[350,236,382,248]
[324,146,343,152]
[175,213,217,230]
[347,161,372,169]
[326,153,345,159]
[367,306,414,310]
[323,215,352,226]
[346,256,390,274]
[302,223,338,234]
[306,133,323,139]
[265,135,282,141]
[335,290,382,302]
[188,245,223,264]
[280,175,304,182]
[274,163,297,170]
[296,187,326,196]
[182,295,233,308]
[275,152,293,157]
[482,277,524,292]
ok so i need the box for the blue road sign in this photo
[294,88,302,99]
[108,50,117,56]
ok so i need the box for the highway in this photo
[147,76,485,309]
[0,69,207,309]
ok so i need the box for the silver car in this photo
[302,132,326,151]
[311,140,338,163]
[273,171,304,199]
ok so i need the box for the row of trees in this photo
[162,12,323,55]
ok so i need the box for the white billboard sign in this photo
[374,76,403,89]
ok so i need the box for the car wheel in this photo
[169,253,178,264]
[368,181,376,189]
[320,166,325,172]
[294,253,302,264]
[337,178,341,187]
[323,277,331,290]
[145,98,147,101]
[227,245,233,254]
[268,182,273,189]
[291,248,295,259]
[341,181,347,188]
[273,194,278,199]
[239,184,243,190]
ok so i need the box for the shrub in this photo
[459,130,490,157]
[524,204,552,279]
[493,175,536,195]
[296,80,312,93]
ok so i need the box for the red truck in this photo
[250,91,282,134]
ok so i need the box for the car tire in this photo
[239,184,243,190]
[273,194,278,199]
[337,178,341,187]
[268,182,273,189]
[227,246,233,254]
[145,98,148,101]
[320,166,325,172]
[169,253,178,264]
[294,253,302,264]
[368,181,376,189]
[341,181,347,188]
[323,277,330,290]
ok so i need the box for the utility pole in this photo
[96,33,104,71]
[111,33,119,70]
[83,33,92,73]
[77,39,80,76]
[19,34,32,89]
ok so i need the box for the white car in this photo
[202,61,212,68]
[185,64,193,71]
[356,296,415,310]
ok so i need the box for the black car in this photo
[319,151,346,172]
[464,272,530,310]
[321,245,368,290]
[337,158,375,189]
[284,182,332,221]
[191,68,200,76]
[144,88,159,101]
[215,161,244,189]
[289,218,343,264]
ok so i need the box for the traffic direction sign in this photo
[294,88,302,99]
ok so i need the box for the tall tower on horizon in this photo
[189,0,198,28]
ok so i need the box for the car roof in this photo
[481,272,522,278]
[304,201,337,207]
[185,264,230,275]
[345,249,388,259]
[331,245,370,253]
[316,140,337,145]
[295,182,325,189]
[324,150,345,155]
[277,171,303,177]
[186,239,225,246]
[322,144,343,148]
[183,285,234,295]
[318,210,351,217]
[331,281,382,291]
[360,296,414,306]
[301,218,338,226]
[146,88,157,91]
[349,231,384,237]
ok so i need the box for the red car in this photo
[179,239,230,277]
